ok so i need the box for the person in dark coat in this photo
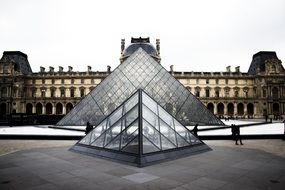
[85,121,93,134]
[232,124,243,145]
[192,124,199,137]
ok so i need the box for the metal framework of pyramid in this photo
[57,48,224,126]
[71,89,210,167]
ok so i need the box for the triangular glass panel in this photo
[142,119,161,150]
[121,136,139,154]
[143,135,160,154]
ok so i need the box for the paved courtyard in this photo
[0,140,284,190]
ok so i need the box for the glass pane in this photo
[109,107,123,126]
[142,119,161,150]
[142,104,159,130]
[104,119,122,147]
[142,92,158,114]
[158,106,174,129]
[121,136,139,154]
[124,92,138,114]
[125,105,138,127]
[105,134,120,150]
[120,120,139,148]
[79,133,91,145]
[160,134,176,150]
[143,135,160,154]
[159,119,177,146]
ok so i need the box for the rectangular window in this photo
[81,79,84,84]
[42,79,45,84]
[71,78,74,84]
[216,79,219,84]
[70,89,74,97]
[206,89,210,97]
[61,79,64,84]
[195,91,200,97]
[52,79,55,84]
[225,79,228,84]
[41,90,46,98]
[80,89,85,97]
[215,91,219,98]
[206,79,209,84]
[61,89,65,97]
[50,89,55,98]
[263,89,267,98]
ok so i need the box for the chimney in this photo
[226,65,231,72]
[121,39,125,54]
[59,66,63,72]
[235,66,240,73]
[87,66,92,72]
[170,65,174,74]
[107,65,111,73]
[49,66,54,73]
[68,66,73,72]
[40,66,45,72]
[156,39,160,55]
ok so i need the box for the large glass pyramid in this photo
[57,48,224,126]
[71,89,210,167]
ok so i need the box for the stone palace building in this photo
[0,38,284,124]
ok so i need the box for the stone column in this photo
[244,105,247,116]
[52,103,56,114]
[32,104,36,114]
[63,104,66,114]
[214,103,217,115]
[42,105,46,114]
[234,103,237,116]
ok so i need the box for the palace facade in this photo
[0,38,285,124]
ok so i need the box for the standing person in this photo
[85,121,93,134]
[233,124,243,145]
[192,124,199,137]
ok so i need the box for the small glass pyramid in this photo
[57,48,224,127]
[71,89,210,167]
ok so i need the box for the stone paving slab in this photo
[0,140,284,190]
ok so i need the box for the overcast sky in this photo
[0,0,285,73]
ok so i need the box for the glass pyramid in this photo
[71,89,210,167]
[58,48,224,126]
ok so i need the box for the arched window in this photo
[26,103,33,114]
[273,103,279,115]
[237,103,244,116]
[66,103,73,114]
[0,103,7,117]
[217,103,224,115]
[207,103,214,113]
[1,87,7,97]
[46,103,53,115]
[36,103,43,114]
[227,103,234,116]
[247,103,254,116]
[56,103,63,114]
[272,87,278,99]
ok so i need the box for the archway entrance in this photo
[273,103,279,116]
[227,103,234,116]
[66,103,73,114]
[0,103,6,118]
[26,103,33,114]
[237,103,244,116]
[46,103,53,115]
[207,103,214,113]
[36,103,42,114]
[56,103,63,115]
[217,103,224,115]
[272,87,278,99]
[247,103,254,116]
